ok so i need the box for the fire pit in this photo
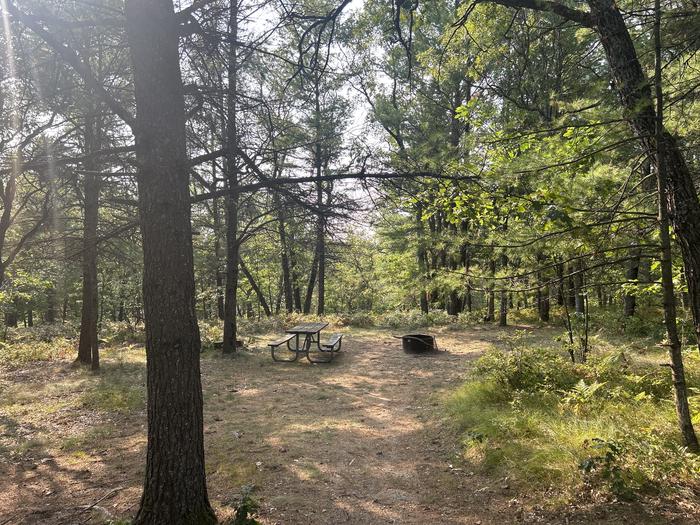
[398,333,438,353]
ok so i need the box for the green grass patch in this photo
[60,423,116,453]
[0,339,74,364]
[446,344,700,503]
[80,366,145,413]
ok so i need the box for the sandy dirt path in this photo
[205,329,500,525]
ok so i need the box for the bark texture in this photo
[222,0,240,354]
[652,0,698,451]
[126,0,215,522]
[536,254,550,322]
[275,193,294,313]
[623,247,641,318]
[77,116,100,369]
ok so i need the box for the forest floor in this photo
[0,325,697,524]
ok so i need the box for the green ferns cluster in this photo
[447,345,700,502]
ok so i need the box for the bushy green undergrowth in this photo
[0,321,146,364]
[233,309,478,333]
[228,305,678,335]
[447,344,700,502]
[100,320,146,345]
[0,322,78,364]
[0,338,74,364]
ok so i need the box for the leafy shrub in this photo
[227,309,468,333]
[622,315,663,338]
[0,339,74,364]
[425,310,454,326]
[376,309,455,329]
[376,310,427,328]
[578,305,667,341]
[199,321,224,348]
[579,438,635,499]
[345,312,375,328]
[561,380,608,413]
[472,346,582,393]
[231,493,260,525]
[238,316,286,335]
[451,310,482,328]
[7,322,78,343]
[101,321,145,345]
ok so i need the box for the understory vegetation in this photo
[447,328,700,504]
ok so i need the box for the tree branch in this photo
[459,0,594,28]
[5,1,137,129]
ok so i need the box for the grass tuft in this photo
[446,344,700,502]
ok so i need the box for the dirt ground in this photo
[0,327,696,524]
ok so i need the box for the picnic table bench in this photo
[268,322,342,363]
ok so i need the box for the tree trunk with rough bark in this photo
[623,246,641,318]
[126,1,216,522]
[212,169,225,321]
[536,254,550,322]
[465,251,473,312]
[304,85,326,315]
[45,285,56,323]
[574,260,585,314]
[77,115,100,369]
[651,0,698,451]
[587,0,700,350]
[274,192,294,313]
[240,258,271,317]
[416,205,429,314]
[556,261,565,306]
[485,259,496,322]
[303,249,319,314]
[223,0,240,355]
[479,0,700,348]
[499,255,508,326]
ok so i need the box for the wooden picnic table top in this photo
[285,322,328,335]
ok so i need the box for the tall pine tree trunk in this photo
[476,0,700,345]
[305,84,325,315]
[536,253,550,322]
[274,192,294,313]
[485,259,496,322]
[126,0,215,522]
[416,205,429,313]
[316,189,326,315]
[652,0,698,451]
[623,246,641,317]
[574,260,585,314]
[77,113,100,369]
[499,255,508,326]
[303,250,319,314]
[212,168,225,321]
[223,0,240,354]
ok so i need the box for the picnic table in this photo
[268,322,342,363]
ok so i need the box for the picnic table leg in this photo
[307,332,334,363]
[271,344,298,362]
[286,334,300,352]
[271,335,299,362]
[304,334,312,359]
